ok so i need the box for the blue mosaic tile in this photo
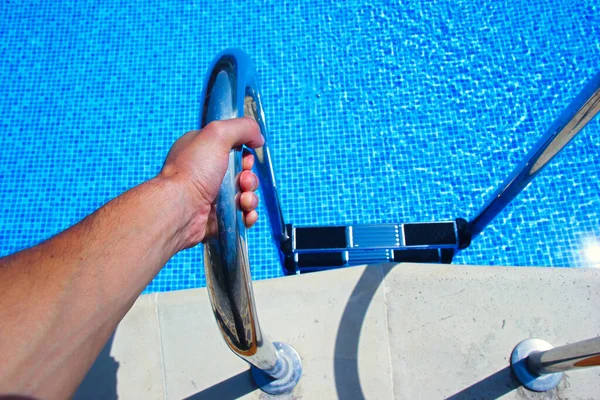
[1,0,599,294]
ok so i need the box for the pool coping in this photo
[76,263,600,399]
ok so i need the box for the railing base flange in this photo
[511,338,563,392]
[251,342,302,395]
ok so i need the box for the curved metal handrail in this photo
[199,49,301,395]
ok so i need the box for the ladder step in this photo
[291,248,454,273]
[283,219,471,274]
[291,220,468,252]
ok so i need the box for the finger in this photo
[242,149,255,171]
[239,191,258,212]
[239,170,259,192]
[203,117,264,150]
[244,210,259,228]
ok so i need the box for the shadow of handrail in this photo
[184,370,257,400]
[333,264,528,399]
[334,264,388,399]
[444,366,520,399]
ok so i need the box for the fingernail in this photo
[252,175,258,189]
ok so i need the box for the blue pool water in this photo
[1,1,599,293]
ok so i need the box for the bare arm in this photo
[0,118,263,399]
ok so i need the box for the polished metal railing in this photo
[198,49,598,396]
[200,49,301,395]
[511,336,600,392]
[469,71,600,238]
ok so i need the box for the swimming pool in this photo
[1,0,599,293]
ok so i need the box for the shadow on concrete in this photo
[445,366,520,399]
[72,326,256,400]
[333,264,388,400]
[73,333,119,400]
[184,370,257,400]
[333,264,524,400]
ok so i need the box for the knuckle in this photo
[204,121,227,141]
[244,116,259,130]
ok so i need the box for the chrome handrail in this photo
[511,336,600,392]
[200,49,301,395]
[469,71,600,238]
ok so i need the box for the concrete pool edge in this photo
[76,263,600,399]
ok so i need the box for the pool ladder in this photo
[269,67,600,275]
[199,48,600,393]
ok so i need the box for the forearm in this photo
[0,119,263,399]
[0,176,191,399]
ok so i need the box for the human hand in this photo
[159,118,264,249]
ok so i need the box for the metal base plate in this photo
[510,338,563,392]
[251,342,302,395]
